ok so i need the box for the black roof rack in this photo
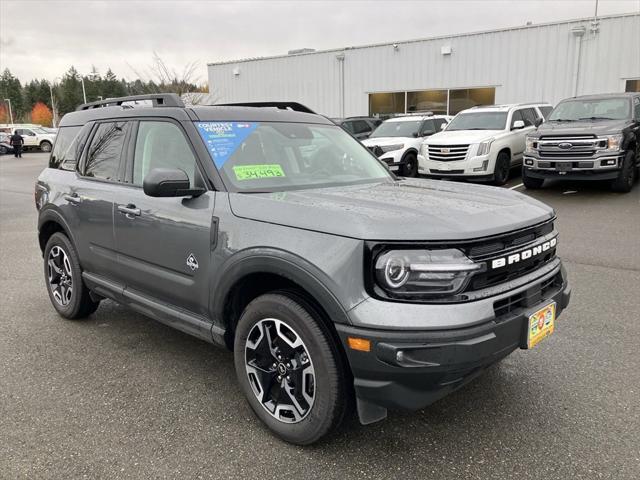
[215,102,316,114]
[77,93,184,111]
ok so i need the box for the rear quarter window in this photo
[49,125,85,170]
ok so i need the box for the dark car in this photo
[35,94,570,445]
[0,132,14,155]
[523,93,640,192]
[332,116,382,140]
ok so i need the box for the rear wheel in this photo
[44,233,99,319]
[522,168,545,189]
[401,152,418,177]
[610,150,636,193]
[0,145,7,155]
[39,141,52,153]
[234,292,347,445]
[492,151,511,186]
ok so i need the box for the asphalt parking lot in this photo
[1,152,639,479]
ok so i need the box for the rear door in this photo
[113,119,215,316]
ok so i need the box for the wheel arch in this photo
[38,208,76,254]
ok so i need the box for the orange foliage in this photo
[31,102,53,127]
[0,104,8,124]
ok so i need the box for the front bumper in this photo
[336,263,571,423]
[418,153,494,178]
[523,153,624,181]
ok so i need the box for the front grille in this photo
[536,135,605,160]
[428,144,470,161]
[493,273,563,320]
[367,145,384,157]
[430,169,465,174]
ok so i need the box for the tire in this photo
[492,151,511,186]
[610,150,636,193]
[43,232,99,319]
[522,168,545,189]
[234,292,347,445]
[0,145,7,155]
[400,152,418,177]
[39,141,52,153]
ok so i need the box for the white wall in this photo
[208,13,640,117]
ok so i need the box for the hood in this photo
[362,137,413,146]
[427,129,503,144]
[535,119,630,137]
[229,179,554,241]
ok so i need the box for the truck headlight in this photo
[380,144,404,153]
[374,249,482,298]
[605,134,623,151]
[525,136,537,154]
[476,139,494,156]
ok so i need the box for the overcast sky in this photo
[1,0,638,84]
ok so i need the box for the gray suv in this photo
[35,94,571,445]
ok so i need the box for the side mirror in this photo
[534,117,544,127]
[412,132,419,138]
[512,120,525,130]
[143,168,204,197]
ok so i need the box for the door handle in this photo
[117,204,141,218]
[63,193,81,205]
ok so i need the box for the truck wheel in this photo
[522,168,545,189]
[401,152,418,177]
[234,292,347,445]
[492,151,510,186]
[39,141,52,153]
[610,151,636,193]
[44,233,100,319]
[0,145,6,155]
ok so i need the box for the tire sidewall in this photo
[493,152,510,185]
[44,233,86,318]
[40,141,52,153]
[233,294,343,445]
[612,151,636,192]
[401,152,418,177]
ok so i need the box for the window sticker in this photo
[233,164,285,181]
[196,122,259,168]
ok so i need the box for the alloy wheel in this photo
[244,318,316,423]
[48,246,73,306]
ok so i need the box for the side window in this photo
[539,106,553,120]
[341,121,355,134]
[634,97,640,121]
[510,110,524,128]
[420,119,436,136]
[521,108,537,126]
[353,120,371,135]
[84,121,129,181]
[133,121,197,187]
[433,118,447,131]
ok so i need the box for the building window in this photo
[369,92,405,117]
[406,90,447,114]
[625,79,640,92]
[448,88,495,115]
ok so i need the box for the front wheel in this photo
[522,168,545,189]
[492,151,511,186]
[400,152,418,177]
[40,141,52,153]
[610,151,636,193]
[234,293,347,445]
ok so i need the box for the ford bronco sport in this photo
[523,93,640,192]
[36,94,571,445]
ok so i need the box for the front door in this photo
[16,128,38,147]
[113,119,214,316]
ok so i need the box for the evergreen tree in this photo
[58,66,84,115]
[0,68,25,121]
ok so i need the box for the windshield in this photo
[196,122,392,192]
[548,98,631,121]
[446,112,507,131]
[369,120,421,138]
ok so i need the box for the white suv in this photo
[362,114,451,177]
[419,103,551,185]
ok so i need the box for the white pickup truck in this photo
[1,126,57,152]
[419,103,552,185]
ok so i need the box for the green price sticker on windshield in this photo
[233,164,285,181]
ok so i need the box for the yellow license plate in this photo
[527,302,556,349]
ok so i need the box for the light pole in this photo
[80,77,87,104]
[3,98,13,124]
[49,77,61,128]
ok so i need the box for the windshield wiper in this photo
[578,116,615,121]
[549,118,574,122]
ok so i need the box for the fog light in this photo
[347,337,371,352]
[473,160,489,172]
[600,159,617,166]
[524,159,534,166]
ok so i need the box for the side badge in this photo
[186,253,199,271]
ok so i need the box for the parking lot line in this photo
[509,182,524,190]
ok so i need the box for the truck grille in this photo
[493,273,562,320]
[536,135,605,160]
[427,144,470,161]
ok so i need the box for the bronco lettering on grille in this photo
[490,237,557,270]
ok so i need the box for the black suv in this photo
[523,93,640,192]
[36,94,570,445]
[332,116,382,140]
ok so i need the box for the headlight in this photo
[476,139,494,156]
[525,136,537,154]
[380,144,404,153]
[374,249,482,299]
[605,134,623,151]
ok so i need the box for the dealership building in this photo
[207,12,640,118]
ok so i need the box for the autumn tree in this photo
[0,104,8,124]
[31,102,53,127]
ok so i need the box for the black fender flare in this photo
[37,206,76,252]
[210,248,352,331]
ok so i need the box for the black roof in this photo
[61,95,333,127]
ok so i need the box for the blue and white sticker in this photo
[196,122,258,169]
